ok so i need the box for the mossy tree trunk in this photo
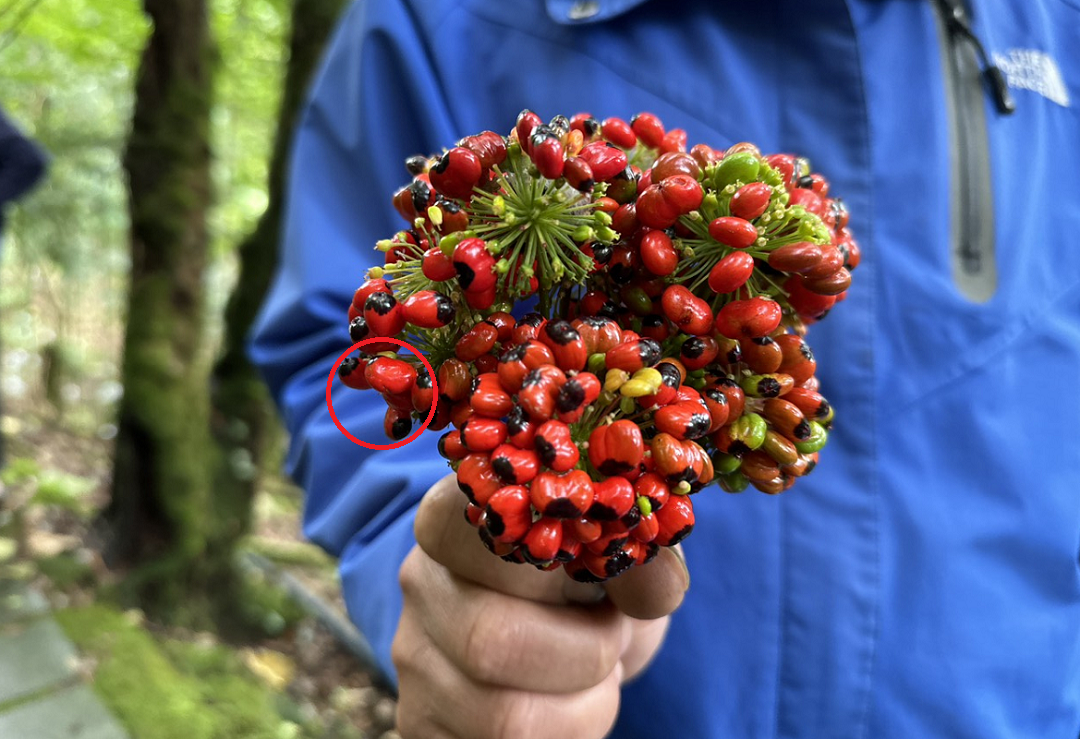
[205,0,347,628]
[105,0,217,623]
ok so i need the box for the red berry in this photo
[601,116,637,149]
[730,182,772,220]
[639,229,679,276]
[429,146,482,200]
[655,495,694,546]
[490,443,540,485]
[708,216,759,249]
[421,247,457,281]
[460,416,508,452]
[530,133,565,179]
[452,238,496,292]
[577,141,629,182]
[403,290,454,328]
[651,152,701,182]
[533,420,580,472]
[364,357,416,396]
[457,453,502,506]
[588,420,645,477]
[630,112,665,149]
[484,485,532,543]
[714,297,782,339]
[530,470,594,519]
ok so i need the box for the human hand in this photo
[392,473,691,739]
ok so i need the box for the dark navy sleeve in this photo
[0,110,47,207]
[247,0,458,682]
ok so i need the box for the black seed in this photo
[800,342,815,361]
[534,436,556,467]
[432,150,452,174]
[582,117,601,137]
[686,412,711,439]
[640,542,660,564]
[756,377,782,397]
[485,510,506,537]
[598,459,633,476]
[642,314,665,330]
[338,357,359,380]
[604,549,635,578]
[519,312,545,327]
[586,501,618,521]
[592,244,613,265]
[793,419,812,440]
[620,505,641,528]
[349,316,369,342]
[797,174,815,189]
[365,291,396,315]
[435,294,455,325]
[638,339,662,366]
[547,115,570,136]
[439,198,462,214]
[492,456,516,483]
[521,369,543,388]
[409,179,431,212]
[545,498,582,519]
[570,566,603,583]
[454,260,477,289]
[391,417,412,440]
[544,320,580,346]
[815,400,831,420]
[405,155,428,175]
[666,523,693,546]
[681,337,707,360]
[555,381,586,413]
[597,300,619,319]
[416,367,432,389]
[657,361,682,388]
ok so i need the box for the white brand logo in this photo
[992,49,1071,107]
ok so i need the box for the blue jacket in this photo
[250,1,1080,736]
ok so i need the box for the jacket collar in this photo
[544,0,654,25]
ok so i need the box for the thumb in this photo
[602,544,690,620]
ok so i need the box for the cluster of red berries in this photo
[338,110,859,581]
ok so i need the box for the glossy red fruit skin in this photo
[601,117,637,149]
[533,420,580,472]
[784,275,838,320]
[767,241,823,273]
[563,156,594,191]
[572,316,623,355]
[437,429,468,461]
[363,292,406,337]
[497,340,555,394]
[457,453,502,507]
[420,247,455,282]
[639,229,679,276]
[775,334,818,385]
[741,336,784,374]
[655,495,695,546]
[460,416,508,452]
[715,297,783,339]
[650,151,702,182]
[659,128,687,154]
[383,407,412,440]
[337,356,371,390]
[539,320,588,372]
[515,109,542,154]
[469,373,513,418]
[802,243,844,280]
[701,388,731,432]
[484,485,533,543]
[707,250,756,294]
[402,290,454,329]
[505,405,537,449]
[605,338,662,373]
[364,357,417,396]
[352,277,392,312]
[455,320,499,362]
[588,420,645,477]
[630,112,665,149]
[660,286,714,336]
[730,181,772,220]
[658,174,704,214]
[784,387,832,422]
[530,133,565,179]
[555,372,600,424]
[578,141,629,182]
[458,130,507,170]
[530,470,595,519]
[428,146,482,200]
[708,216,759,249]
[522,518,564,565]
[678,335,719,371]
[437,358,471,402]
[585,477,634,521]
[634,472,671,512]
[654,401,712,440]
[636,183,679,229]
[490,443,540,485]
[452,237,496,293]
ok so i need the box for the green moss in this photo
[55,604,309,739]
[31,471,96,515]
[36,552,95,589]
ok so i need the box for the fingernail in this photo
[670,545,690,591]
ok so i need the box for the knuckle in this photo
[461,605,513,683]
[397,547,425,598]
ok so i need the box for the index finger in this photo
[415,474,604,605]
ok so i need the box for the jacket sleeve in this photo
[0,110,48,206]
[247,0,458,683]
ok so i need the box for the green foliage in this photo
[56,603,316,739]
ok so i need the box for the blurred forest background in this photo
[0,0,400,736]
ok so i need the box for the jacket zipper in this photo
[930,0,1013,303]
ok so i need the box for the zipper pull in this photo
[935,0,1016,115]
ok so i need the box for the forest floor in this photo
[0,397,400,739]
